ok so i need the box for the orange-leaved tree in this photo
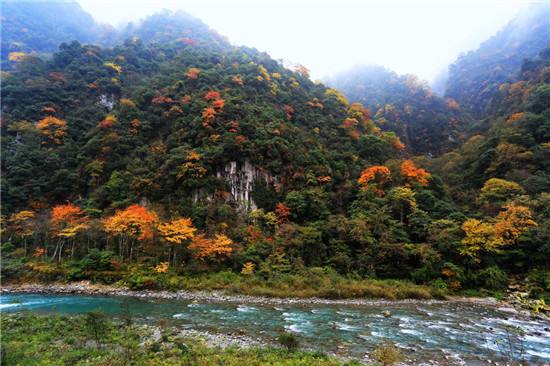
[50,203,90,260]
[204,91,221,101]
[494,204,537,245]
[102,204,158,261]
[400,160,430,186]
[357,166,392,195]
[186,67,200,79]
[275,203,291,224]
[460,204,537,261]
[202,107,216,127]
[188,233,233,261]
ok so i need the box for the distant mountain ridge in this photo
[325,65,469,155]
[444,3,550,118]
[1,1,229,69]
[1,1,97,66]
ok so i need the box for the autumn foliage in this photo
[201,90,225,127]
[36,117,68,145]
[494,204,537,244]
[157,217,196,244]
[275,203,291,224]
[358,165,392,194]
[186,67,200,79]
[400,160,430,186]
[8,51,27,62]
[152,95,175,105]
[232,75,244,86]
[204,91,221,101]
[102,204,158,241]
[460,204,537,260]
[51,203,89,238]
[98,114,117,129]
[241,261,255,275]
[154,262,169,273]
[201,107,216,126]
[9,210,35,237]
[189,233,233,260]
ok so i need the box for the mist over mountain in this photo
[1,1,97,65]
[444,3,550,117]
[325,65,470,155]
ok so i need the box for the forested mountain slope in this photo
[1,38,405,215]
[433,47,550,202]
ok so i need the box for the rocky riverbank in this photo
[1,281,496,307]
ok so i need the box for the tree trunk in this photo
[58,242,65,262]
[71,238,75,259]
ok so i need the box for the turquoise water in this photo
[2,293,549,364]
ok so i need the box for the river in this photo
[1,293,549,365]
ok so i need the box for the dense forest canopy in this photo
[1,1,548,300]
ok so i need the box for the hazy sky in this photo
[79,0,532,82]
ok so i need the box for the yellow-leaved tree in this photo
[460,204,536,261]
[460,219,499,261]
[157,217,196,265]
[8,210,35,255]
[241,261,255,275]
[36,117,68,145]
[494,204,537,244]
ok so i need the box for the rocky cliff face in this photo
[216,160,275,212]
[191,160,276,212]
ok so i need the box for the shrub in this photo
[277,332,299,351]
[527,269,550,299]
[78,249,117,271]
[478,266,508,290]
[84,311,109,348]
[126,274,158,290]
[371,339,404,366]
[431,278,448,289]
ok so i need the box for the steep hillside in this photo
[444,3,550,118]
[434,47,550,195]
[326,66,469,155]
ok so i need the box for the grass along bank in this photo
[3,259,446,300]
[2,313,398,366]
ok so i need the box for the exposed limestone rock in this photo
[216,160,275,212]
[191,160,276,213]
[98,94,116,110]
